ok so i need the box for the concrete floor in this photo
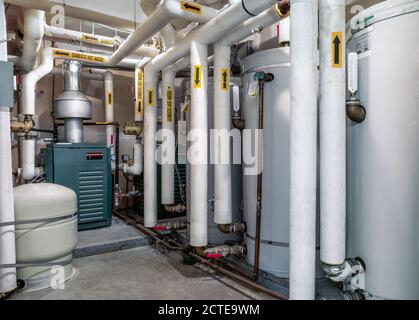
[75,217,148,258]
[11,246,271,300]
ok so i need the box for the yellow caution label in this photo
[147,89,154,107]
[221,67,229,92]
[331,32,343,68]
[181,1,202,14]
[99,39,115,46]
[167,87,173,122]
[193,65,202,89]
[107,92,113,105]
[52,49,106,63]
[81,34,115,46]
[138,70,143,113]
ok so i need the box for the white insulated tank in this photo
[14,183,78,291]
[346,0,419,299]
[241,47,321,278]
[242,47,292,278]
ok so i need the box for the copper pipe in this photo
[113,210,288,300]
[253,72,274,279]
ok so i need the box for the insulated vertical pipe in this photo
[143,74,159,227]
[319,0,346,268]
[189,41,208,247]
[21,139,41,181]
[142,0,278,229]
[135,63,144,123]
[0,0,17,294]
[161,70,176,205]
[289,0,318,300]
[104,71,115,170]
[18,9,44,71]
[213,43,232,225]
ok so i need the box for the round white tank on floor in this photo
[14,183,78,291]
[346,0,419,300]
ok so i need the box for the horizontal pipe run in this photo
[107,0,219,66]
[44,23,160,58]
[113,210,288,300]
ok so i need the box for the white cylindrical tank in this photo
[241,47,321,278]
[346,0,419,300]
[14,183,78,291]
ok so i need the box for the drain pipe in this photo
[213,3,289,229]
[0,0,17,295]
[104,71,116,171]
[289,0,318,300]
[189,41,209,247]
[17,9,44,71]
[142,0,278,228]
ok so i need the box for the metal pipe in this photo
[252,72,274,278]
[113,210,288,300]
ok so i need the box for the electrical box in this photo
[0,61,14,109]
[44,144,112,230]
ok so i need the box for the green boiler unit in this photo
[44,143,112,230]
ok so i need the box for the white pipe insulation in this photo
[106,0,219,66]
[0,0,16,294]
[212,5,288,225]
[289,0,319,300]
[142,0,278,228]
[104,71,116,170]
[21,47,54,116]
[189,41,209,247]
[44,23,160,58]
[213,43,232,225]
[319,0,346,267]
[161,69,176,205]
[17,9,44,71]
[21,139,42,181]
[123,143,143,176]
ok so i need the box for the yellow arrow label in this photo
[147,89,154,107]
[138,70,143,113]
[52,49,106,63]
[167,87,173,123]
[81,34,115,46]
[193,65,202,89]
[331,32,343,68]
[181,1,202,14]
[221,67,229,92]
[107,92,113,105]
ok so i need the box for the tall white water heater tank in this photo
[241,47,320,278]
[346,0,419,300]
[14,183,78,291]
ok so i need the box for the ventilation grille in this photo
[78,170,105,224]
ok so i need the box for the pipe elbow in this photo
[218,224,231,234]
[276,0,291,17]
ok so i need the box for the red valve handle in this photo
[206,253,223,259]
